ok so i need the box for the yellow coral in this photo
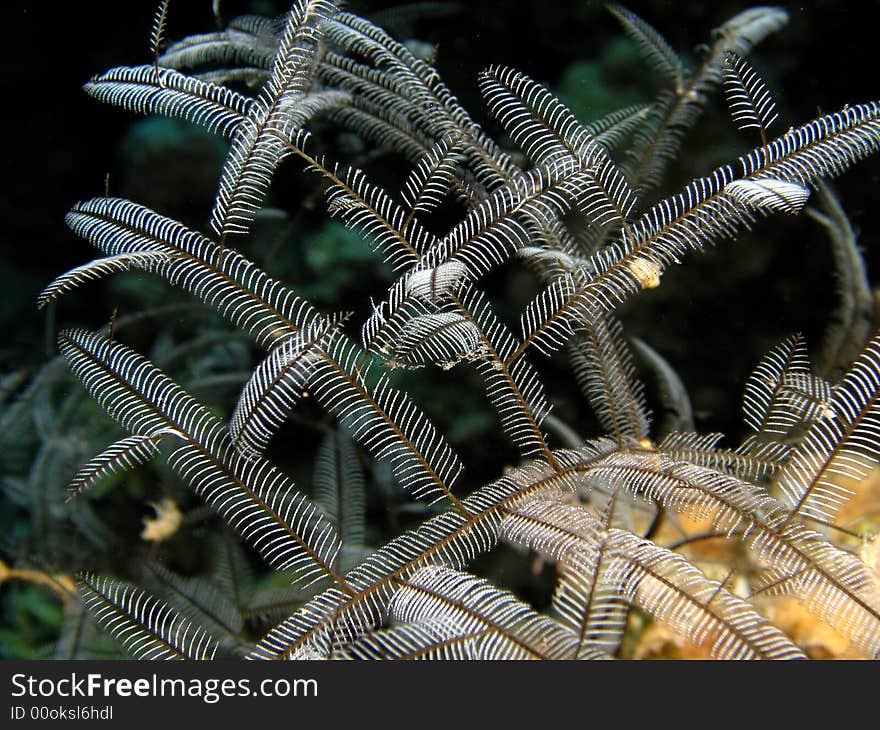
[141,497,183,542]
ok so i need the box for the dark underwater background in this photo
[6,0,879,430]
[1,0,879,657]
